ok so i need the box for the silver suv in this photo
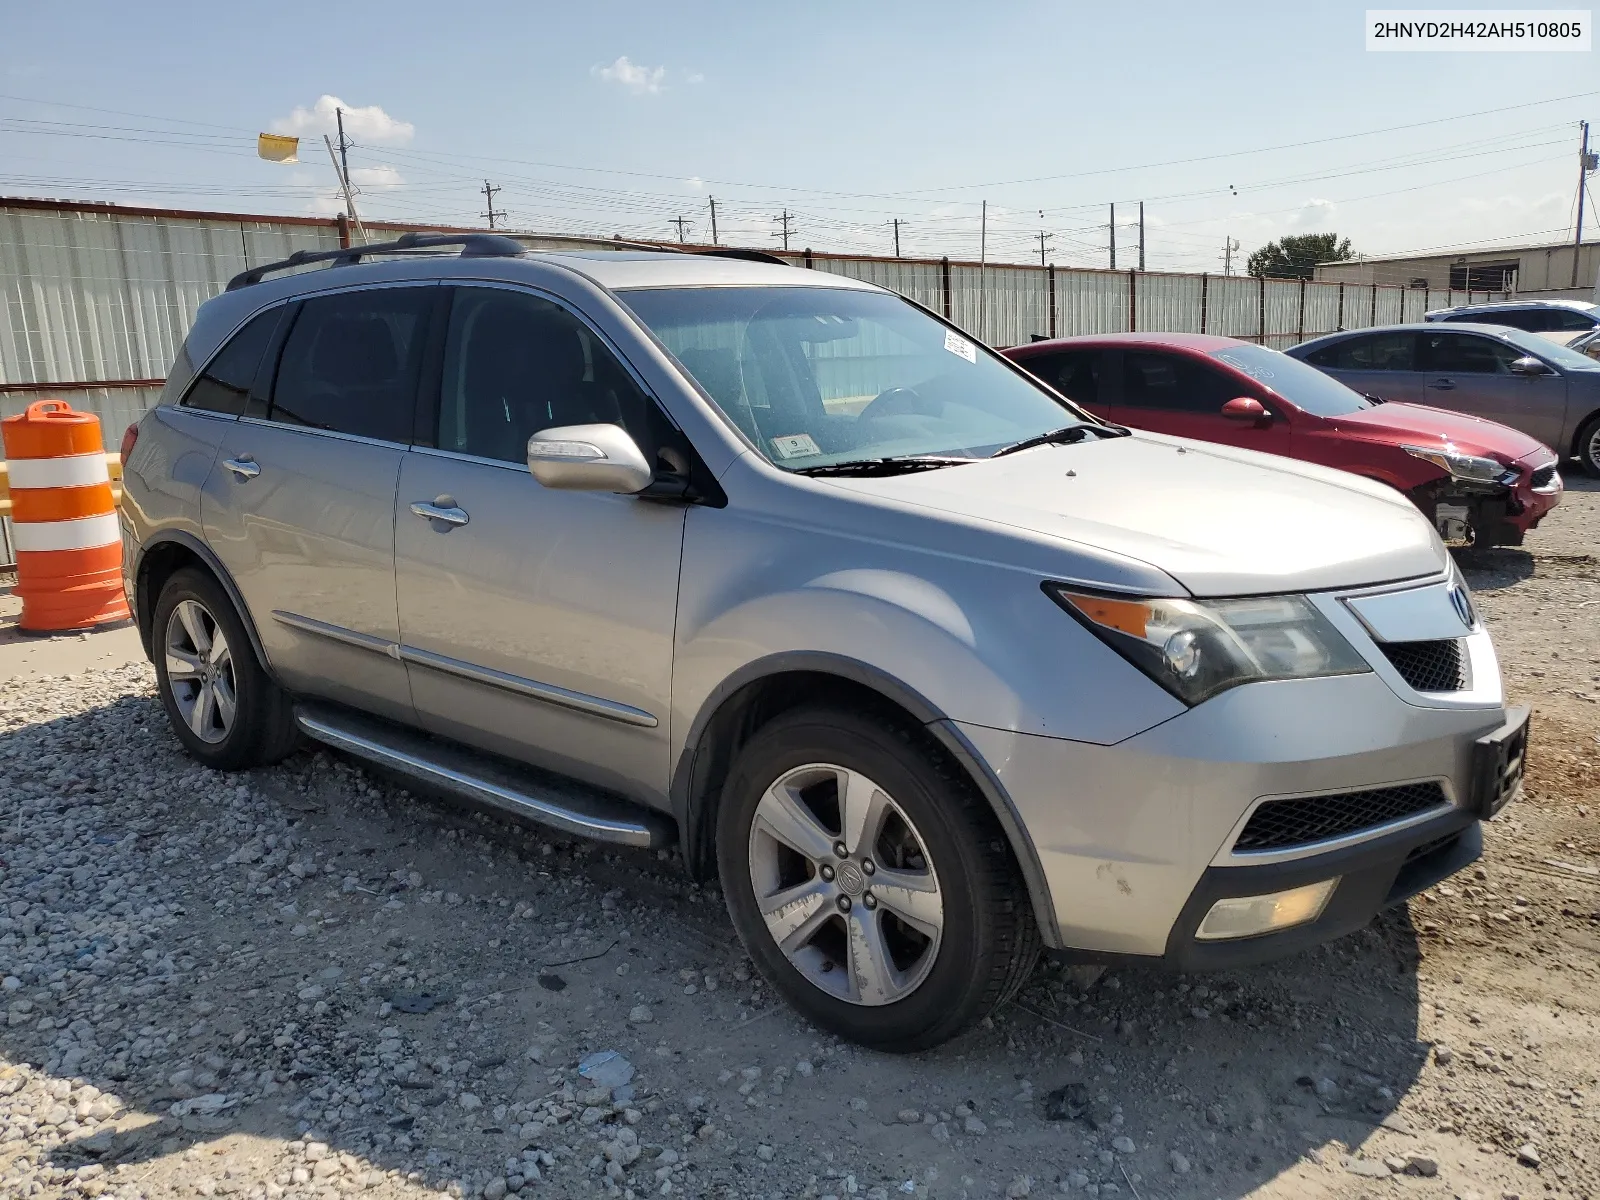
[120,234,1527,1050]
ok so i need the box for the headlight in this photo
[1402,443,1514,484]
[1044,586,1370,705]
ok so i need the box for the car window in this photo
[1018,350,1105,407]
[620,286,1083,470]
[1304,331,1415,372]
[1556,309,1599,331]
[1501,329,1600,371]
[268,288,431,442]
[182,308,284,416]
[436,287,653,464]
[1121,351,1240,413]
[1420,332,1524,375]
[1212,343,1370,416]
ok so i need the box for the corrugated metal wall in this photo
[1,199,1516,430]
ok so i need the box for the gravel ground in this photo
[1,480,1597,1200]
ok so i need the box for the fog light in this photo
[1195,879,1338,941]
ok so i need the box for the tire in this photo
[151,567,299,770]
[717,706,1040,1051]
[1576,414,1600,477]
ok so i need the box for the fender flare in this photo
[134,530,278,684]
[670,649,1062,949]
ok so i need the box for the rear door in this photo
[392,283,685,805]
[202,284,435,724]
[1111,348,1293,456]
[1300,331,1422,405]
[1418,329,1568,449]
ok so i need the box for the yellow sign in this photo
[257,133,300,164]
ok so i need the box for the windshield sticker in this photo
[943,330,977,363]
[1216,351,1276,382]
[770,433,822,460]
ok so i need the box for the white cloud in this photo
[1283,197,1338,230]
[686,71,706,84]
[593,56,666,95]
[684,176,706,192]
[350,164,404,190]
[271,95,415,145]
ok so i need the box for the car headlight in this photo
[1402,443,1515,484]
[1044,586,1370,705]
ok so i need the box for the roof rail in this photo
[225,231,526,291]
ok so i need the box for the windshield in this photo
[1210,343,1373,417]
[1503,329,1600,371]
[620,286,1087,469]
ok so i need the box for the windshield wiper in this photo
[988,422,1129,459]
[792,455,977,477]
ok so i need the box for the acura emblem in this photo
[1448,585,1475,629]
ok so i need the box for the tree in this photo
[1247,233,1353,280]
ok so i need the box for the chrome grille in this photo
[1381,639,1467,692]
[1235,783,1448,853]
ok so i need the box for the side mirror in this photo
[1220,397,1271,426]
[526,424,653,493]
[1509,356,1551,377]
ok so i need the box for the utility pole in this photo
[335,107,352,209]
[323,133,366,244]
[979,200,988,334]
[480,180,505,230]
[1573,120,1594,288]
[670,215,692,242]
[891,218,903,258]
[1138,201,1145,273]
[708,195,719,245]
[1036,229,1053,266]
[1222,236,1240,276]
[1109,202,1116,270]
[772,210,796,251]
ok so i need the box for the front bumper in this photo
[1419,451,1562,546]
[955,617,1512,960]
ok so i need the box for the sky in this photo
[1,0,1595,276]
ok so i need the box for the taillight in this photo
[119,422,139,468]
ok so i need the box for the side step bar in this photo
[293,703,676,849]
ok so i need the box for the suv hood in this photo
[1329,401,1552,461]
[828,434,1445,597]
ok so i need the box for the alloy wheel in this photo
[747,762,944,1006]
[164,599,237,745]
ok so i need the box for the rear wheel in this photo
[152,568,298,770]
[1576,414,1600,477]
[717,707,1039,1051]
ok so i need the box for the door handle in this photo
[222,457,260,479]
[1427,379,1456,391]
[410,501,470,527]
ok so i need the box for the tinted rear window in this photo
[269,288,432,442]
[181,308,284,416]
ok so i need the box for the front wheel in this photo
[717,707,1039,1051]
[1576,414,1600,477]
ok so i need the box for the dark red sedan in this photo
[1004,332,1562,547]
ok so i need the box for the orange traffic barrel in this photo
[2,400,130,631]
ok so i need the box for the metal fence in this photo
[0,197,1515,564]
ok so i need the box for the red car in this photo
[1004,333,1562,547]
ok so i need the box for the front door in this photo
[1107,349,1294,456]
[202,284,435,724]
[1418,330,1569,450]
[393,284,685,806]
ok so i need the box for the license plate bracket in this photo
[1470,706,1530,819]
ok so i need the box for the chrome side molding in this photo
[293,703,675,849]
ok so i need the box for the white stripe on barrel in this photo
[11,512,122,553]
[7,452,112,489]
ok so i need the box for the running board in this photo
[293,704,676,849]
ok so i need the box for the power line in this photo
[670,214,693,242]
